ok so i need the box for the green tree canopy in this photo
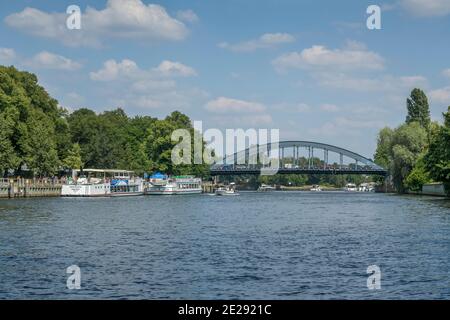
[0,65,68,176]
[406,88,431,129]
[424,107,450,195]
[375,122,428,193]
[0,65,211,178]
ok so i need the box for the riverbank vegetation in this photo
[374,88,450,195]
[0,66,209,177]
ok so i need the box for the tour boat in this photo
[110,178,144,197]
[61,169,144,197]
[145,175,202,195]
[215,183,239,196]
[257,184,276,192]
[358,183,376,192]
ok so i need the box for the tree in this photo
[405,155,430,192]
[0,65,66,176]
[25,109,60,176]
[0,106,19,175]
[374,121,428,193]
[63,143,83,170]
[390,122,428,192]
[406,88,431,129]
[374,127,394,168]
[1,65,212,178]
[424,107,450,195]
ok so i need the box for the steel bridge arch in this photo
[211,140,386,174]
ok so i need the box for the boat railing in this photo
[174,178,202,183]
[0,178,64,187]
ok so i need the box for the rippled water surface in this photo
[0,192,449,299]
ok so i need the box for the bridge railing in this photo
[211,164,384,171]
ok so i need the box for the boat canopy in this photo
[111,179,129,186]
[150,172,167,179]
[73,169,135,174]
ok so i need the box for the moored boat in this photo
[110,178,144,197]
[145,175,202,195]
[61,169,144,197]
[257,184,276,192]
[215,183,239,196]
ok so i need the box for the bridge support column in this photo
[340,153,343,170]
[308,147,311,169]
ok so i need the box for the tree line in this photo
[374,88,450,195]
[0,66,209,178]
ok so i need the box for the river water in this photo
[0,192,449,299]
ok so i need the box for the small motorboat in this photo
[310,185,322,192]
[257,184,276,192]
[215,183,239,196]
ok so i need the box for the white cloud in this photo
[0,48,16,64]
[212,114,273,126]
[399,75,428,87]
[400,0,450,16]
[312,72,427,92]
[273,42,384,72]
[88,58,206,112]
[320,104,339,112]
[274,102,311,113]
[90,59,197,81]
[90,59,139,81]
[176,9,199,23]
[219,33,295,52]
[429,86,450,104]
[5,0,189,47]
[28,51,82,71]
[154,60,197,77]
[442,68,450,78]
[309,116,385,138]
[133,96,162,109]
[131,79,176,92]
[64,92,85,106]
[205,97,272,126]
[205,97,266,113]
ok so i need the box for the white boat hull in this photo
[215,189,239,196]
[110,192,144,197]
[146,188,202,195]
[61,183,110,197]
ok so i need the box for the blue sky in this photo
[1,0,450,158]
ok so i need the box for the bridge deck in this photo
[210,168,388,176]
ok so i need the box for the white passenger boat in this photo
[215,183,239,196]
[310,185,322,192]
[145,174,202,195]
[358,182,376,192]
[110,177,144,197]
[61,169,144,197]
[345,183,358,192]
[257,184,276,192]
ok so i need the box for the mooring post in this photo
[8,181,13,198]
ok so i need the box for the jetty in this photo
[0,178,62,198]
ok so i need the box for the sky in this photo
[1,0,450,159]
